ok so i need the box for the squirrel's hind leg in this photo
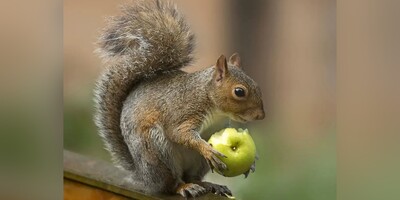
[121,123,181,194]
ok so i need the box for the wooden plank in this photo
[64,150,229,200]
[64,179,130,200]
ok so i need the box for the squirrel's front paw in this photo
[201,143,227,172]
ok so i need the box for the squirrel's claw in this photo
[243,170,250,178]
[210,153,227,172]
[203,143,228,172]
[207,160,214,173]
[197,181,232,197]
[210,147,228,158]
[250,160,256,173]
[243,158,257,178]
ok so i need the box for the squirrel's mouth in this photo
[232,115,248,123]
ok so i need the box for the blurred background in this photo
[64,0,336,199]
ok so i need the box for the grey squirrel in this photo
[94,0,265,198]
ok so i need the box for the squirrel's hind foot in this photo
[176,183,207,198]
[194,181,232,197]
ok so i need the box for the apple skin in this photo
[208,128,256,177]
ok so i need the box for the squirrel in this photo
[94,0,265,198]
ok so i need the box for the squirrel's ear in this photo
[229,53,241,68]
[214,55,228,83]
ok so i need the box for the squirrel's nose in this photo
[255,109,265,120]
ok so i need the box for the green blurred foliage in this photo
[64,98,110,161]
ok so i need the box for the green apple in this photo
[208,128,256,177]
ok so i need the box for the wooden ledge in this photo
[64,150,229,200]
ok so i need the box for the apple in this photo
[208,128,256,177]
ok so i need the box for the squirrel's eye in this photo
[234,87,245,97]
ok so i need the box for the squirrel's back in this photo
[94,0,195,170]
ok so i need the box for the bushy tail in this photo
[94,0,195,170]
